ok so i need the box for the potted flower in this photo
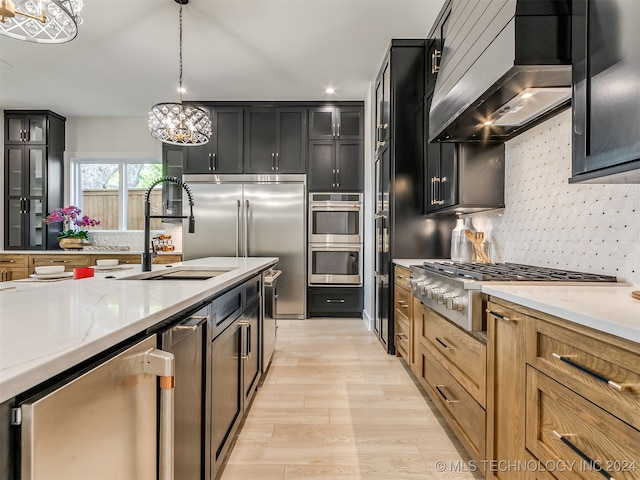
[43,206,101,250]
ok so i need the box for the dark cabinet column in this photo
[274,108,306,173]
[244,108,276,172]
[335,141,363,191]
[308,141,335,190]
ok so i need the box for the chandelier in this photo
[148,0,211,146]
[0,0,83,43]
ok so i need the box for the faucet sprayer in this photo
[142,176,195,272]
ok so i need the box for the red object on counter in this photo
[73,267,94,280]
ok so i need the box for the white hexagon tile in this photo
[471,109,640,285]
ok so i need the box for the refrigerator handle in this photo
[236,199,241,258]
[244,199,249,257]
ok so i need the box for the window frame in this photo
[69,152,161,232]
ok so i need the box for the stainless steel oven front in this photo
[308,193,363,244]
[308,243,362,285]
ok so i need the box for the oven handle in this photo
[309,204,361,211]
[309,244,362,252]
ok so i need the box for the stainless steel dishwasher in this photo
[159,305,209,480]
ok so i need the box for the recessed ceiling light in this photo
[325,88,336,94]
[521,92,533,99]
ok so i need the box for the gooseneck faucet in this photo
[142,176,195,272]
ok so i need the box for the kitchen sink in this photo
[121,268,235,281]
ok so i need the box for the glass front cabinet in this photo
[4,111,66,250]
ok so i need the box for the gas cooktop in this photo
[420,261,618,283]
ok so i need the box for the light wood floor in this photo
[220,318,482,480]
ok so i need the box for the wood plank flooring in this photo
[220,319,483,480]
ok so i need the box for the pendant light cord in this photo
[178,2,183,103]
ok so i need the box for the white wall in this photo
[472,109,640,286]
[66,117,161,154]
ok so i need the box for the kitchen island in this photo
[0,256,277,403]
[1,256,278,479]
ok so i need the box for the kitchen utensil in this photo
[459,218,476,262]
[96,259,118,267]
[464,229,491,263]
[34,266,66,275]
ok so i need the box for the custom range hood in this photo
[429,0,572,143]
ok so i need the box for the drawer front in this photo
[308,287,363,315]
[0,268,29,282]
[419,343,486,464]
[526,367,640,480]
[153,254,182,264]
[0,254,28,267]
[394,265,412,290]
[526,317,640,431]
[89,254,141,265]
[394,286,412,323]
[30,255,91,271]
[417,301,486,407]
[394,317,410,363]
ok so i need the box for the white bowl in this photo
[35,266,66,275]
[96,259,118,267]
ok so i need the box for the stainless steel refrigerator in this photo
[183,174,306,319]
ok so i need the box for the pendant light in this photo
[0,0,83,43]
[148,0,211,146]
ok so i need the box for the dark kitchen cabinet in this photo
[4,111,65,250]
[424,87,505,215]
[162,144,184,217]
[307,286,363,318]
[570,0,640,183]
[308,104,363,192]
[244,107,306,173]
[425,5,450,91]
[374,40,429,354]
[184,106,243,174]
[308,139,363,191]
[308,106,363,140]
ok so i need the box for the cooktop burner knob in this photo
[446,296,464,311]
[427,287,440,299]
[437,291,451,304]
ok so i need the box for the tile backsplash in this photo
[471,109,640,285]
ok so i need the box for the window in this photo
[70,154,163,231]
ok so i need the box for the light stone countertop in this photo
[482,284,640,344]
[0,250,182,255]
[0,256,277,403]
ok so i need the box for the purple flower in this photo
[43,206,100,240]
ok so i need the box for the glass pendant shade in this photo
[148,1,211,146]
[0,0,83,43]
[149,102,212,146]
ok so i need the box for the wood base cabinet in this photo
[393,266,412,364]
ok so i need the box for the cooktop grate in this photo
[420,262,618,282]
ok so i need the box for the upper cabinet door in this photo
[336,107,364,140]
[274,108,306,173]
[5,114,46,145]
[308,107,336,140]
[184,106,243,174]
[244,108,277,173]
[571,0,640,183]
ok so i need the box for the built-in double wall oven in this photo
[308,193,363,285]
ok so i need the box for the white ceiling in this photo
[0,0,444,118]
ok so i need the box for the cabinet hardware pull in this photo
[396,332,408,341]
[396,300,409,309]
[551,353,624,391]
[435,337,453,351]
[332,123,336,137]
[49,260,69,263]
[485,309,512,322]
[434,384,458,404]
[271,152,275,171]
[0,260,15,263]
[208,153,213,171]
[552,431,613,480]
[326,299,345,303]
[431,49,442,74]
[238,320,250,326]
[336,123,340,137]
[212,152,217,171]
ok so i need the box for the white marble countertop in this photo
[482,284,640,344]
[0,256,277,403]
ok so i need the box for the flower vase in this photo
[59,238,84,250]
